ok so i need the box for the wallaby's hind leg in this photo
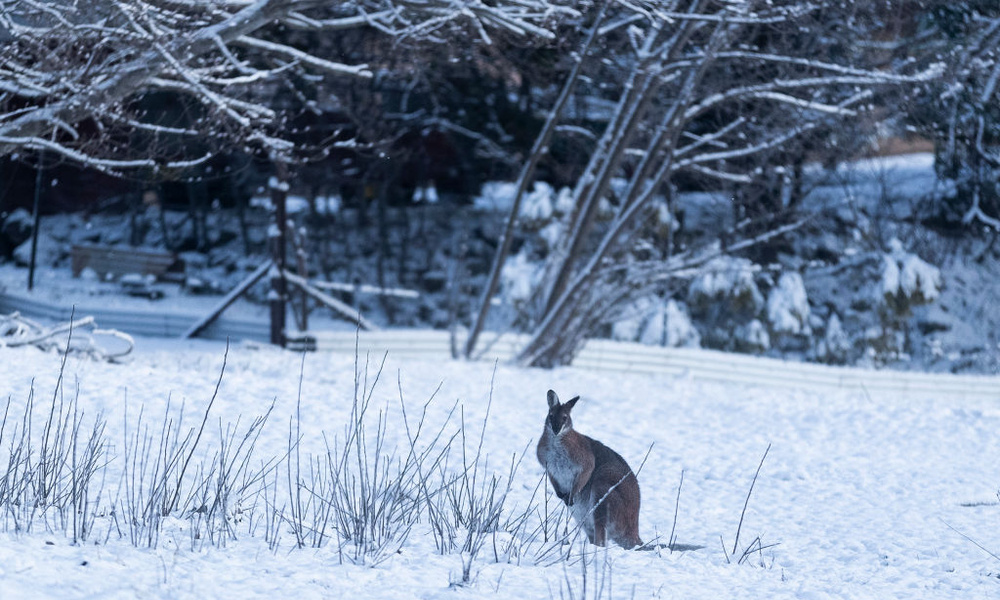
[590,497,608,547]
[592,480,642,549]
[609,496,642,549]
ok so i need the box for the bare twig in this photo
[732,443,771,556]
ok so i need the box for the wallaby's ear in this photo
[563,396,580,412]
[546,389,560,409]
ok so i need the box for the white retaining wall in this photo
[3,291,997,401]
[0,290,269,342]
[311,329,1000,401]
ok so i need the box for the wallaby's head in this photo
[545,389,580,436]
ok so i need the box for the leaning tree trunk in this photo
[514,0,938,367]
[519,11,723,366]
[463,2,609,359]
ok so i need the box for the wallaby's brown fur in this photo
[536,390,642,549]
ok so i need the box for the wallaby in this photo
[536,389,642,549]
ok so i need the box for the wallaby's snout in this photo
[537,389,643,549]
[547,413,561,434]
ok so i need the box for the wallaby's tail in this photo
[636,541,705,552]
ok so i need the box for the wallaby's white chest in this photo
[539,432,583,494]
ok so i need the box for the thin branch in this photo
[732,443,771,556]
[0,135,211,173]
[234,36,373,78]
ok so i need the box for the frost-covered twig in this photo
[731,443,771,556]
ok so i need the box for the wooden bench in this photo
[71,244,177,279]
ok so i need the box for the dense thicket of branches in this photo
[468,0,951,365]
[0,0,570,174]
[2,0,998,365]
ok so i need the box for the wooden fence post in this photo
[27,149,45,291]
[269,162,289,347]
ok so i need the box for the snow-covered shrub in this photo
[650,196,680,241]
[248,194,341,215]
[13,232,65,268]
[687,256,766,352]
[860,326,907,367]
[472,181,579,238]
[520,182,555,224]
[611,298,700,348]
[735,319,770,352]
[316,195,343,214]
[1,208,33,256]
[554,186,574,215]
[538,220,564,252]
[663,300,701,348]
[878,238,942,316]
[500,251,542,307]
[688,256,764,318]
[473,181,518,212]
[610,297,651,342]
[815,313,851,364]
[767,272,811,336]
[412,185,438,204]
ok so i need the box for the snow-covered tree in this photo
[461,0,944,366]
[926,7,1000,230]
[0,0,568,174]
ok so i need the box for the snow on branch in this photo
[687,163,752,183]
[652,5,817,25]
[0,0,565,170]
[234,36,374,78]
[749,91,860,116]
[389,0,574,41]
[0,134,211,174]
[283,9,397,31]
[684,69,941,121]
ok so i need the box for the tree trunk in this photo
[520,16,731,366]
[463,2,609,358]
[27,151,44,291]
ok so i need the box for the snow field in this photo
[0,340,999,598]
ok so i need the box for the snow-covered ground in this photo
[1,338,999,598]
